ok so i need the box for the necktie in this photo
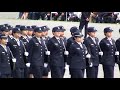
[80,43,83,48]
[93,38,96,44]
[17,40,20,46]
[10,35,13,39]
[109,40,113,45]
[60,38,63,45]
[4,46,7,52]
[26,36,29,42]
[78,42,83,48]
[58,38,64,46]
[40,38,44,46]
[57,39,60,43]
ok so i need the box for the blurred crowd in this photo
[19,12,120,24]
[90,12,120,23]
[19,12,81,22]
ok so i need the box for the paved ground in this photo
[0,19,120,78]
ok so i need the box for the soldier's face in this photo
[89,32,96,37]
[1,39,7,45]
[45,31,48,36]
[53,32,61,37]
[22,30,28,35]
[105,32,112,37]
[13,33,21,38]
[75,37,84,43]
[42,31,46,37]
[35,32,42,37]
[2,31,9,36]
[60,32,64,37]
[28,31,33,36]
[9,30,12,35]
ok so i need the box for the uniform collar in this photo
[42,37,46,40]
[9,35,13,38]
[22,35,27,39]
[0,44,7,49]
[89,36,95,40]
[55,36,60,40]
[77,42,82,45]
[27,35,32,39]
[35,37,40,41]
[107,37,112,41]
[13,37,19,42]
[27,35,31,37]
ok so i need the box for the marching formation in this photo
[0,23,120,78]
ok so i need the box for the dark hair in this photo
[104,33,107,36]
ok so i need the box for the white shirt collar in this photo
[55,36,60,40]
[27,35,32,39]
[77,42,83,48]
[89,36,95,40]
[0,44,6,49]
[28,35,32,37]
[107,37,112,41]
[42,37,46,40]
[22,35,27,39]
[77,42,82,45]
[9,35,13,38]
[13,37,19,42]
[35,37,40,41]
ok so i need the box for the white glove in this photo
[64,51,69,55]
[44,63,48,67]
[12,58,16,63]
[26,63,30,67]
[24,52,29,56]
[65,65,69,70]
[86,54,91,58]
[45,51,50,55]
[115,51,119,55]
[89,62,93,67]
[99,52,103,56]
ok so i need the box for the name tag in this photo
[13,45,17,47]
[106,44,110,46]
[71,43,74,45]
[54,43,58,46]
[91,44,94,46]
[24,42,27,44]
[2,52,5,53]
[35,43,39,46]
[76,48,80,50]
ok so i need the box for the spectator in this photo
[31,12,40,20]
[95,12,105,23]
[51,12,59,20]
[21,12,29,20]
[39,12,46,20]
[79,12,91,38]
[45,12,51,20]
[89,12,98,23]
[58,12,66,21]
[114,12,120,23]
[102,12,115,23]
[18,12,24,19]
[68,12,80,22]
